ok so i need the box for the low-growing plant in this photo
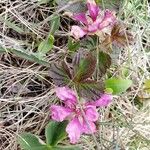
[17,0,133,149]
[18,121,81,150]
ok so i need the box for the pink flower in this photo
[51,105,73,122]
[70,0,116,39]
[50,87,112,144]
[87,94,113,107]
[70,26,87,40]
[55,87,77,107]
[98,10,116,30]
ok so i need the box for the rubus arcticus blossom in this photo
[70,0,116,39]
[50,87,112,144]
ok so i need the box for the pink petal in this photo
[94,94,113,107]
[84,105,99,122]
[71,26,87,39]
[73,13,88,24]
[66,117,83,144]
[82,120,97,134]
[87,1,100,21]
[50,105,72,122]
[99,10,116,30]
[55,87,77,107]
[88,21,99,32]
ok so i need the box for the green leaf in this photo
[38,35,54,54]
[18,133,46,150]
[50,15,60,35]
[0,16,24,34]
[105,88,113,94]
[98,51,111,77]
[73,52,96,82]
[45,121,68,146]
[105,78,132,94]
[33,52,46,60]
[0,46,6,53]
[0,47,50,67]
[68,38,80,52]
[52,146,81,150]
[81,36,97,50]
[37,0,51,5]
[12,50,50,66]
[30,145,50,150]
[144,79,150,93]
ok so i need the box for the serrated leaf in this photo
[52,146,81,150]
[101,24,133,51]
[144,79,150,93]
[49,53,104,100]
[77,80,104,101]
[73,52,96,82]
[49,61,71,86]
[38,35,54,54]
[105,78,132,94]
[45,121,68,146]
[18,133,46,150]
[81,36,98,50]
[50,15,60,35]
[98,51,111,77]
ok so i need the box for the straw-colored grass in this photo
[0,0,150,149]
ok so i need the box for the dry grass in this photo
[0,0,150,150]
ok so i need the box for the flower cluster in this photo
[50,87,112,144]
[71,0,116,39]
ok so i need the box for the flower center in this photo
[73,104,85,117]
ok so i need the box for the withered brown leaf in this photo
[101,23,134,51]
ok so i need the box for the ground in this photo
[0,0,150,150]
